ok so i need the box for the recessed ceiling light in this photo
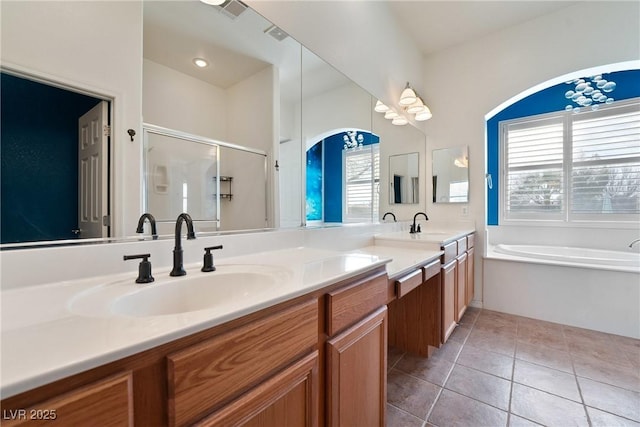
[200,0,226,6]
[193,58,208,68]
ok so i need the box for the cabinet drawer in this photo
[327,271,388,336]
[2,372,133,427]
[395,269,422,299]
[457,237,467,255]
[467,233,475,249]
[167,299,318,427]
[423,259,440,281]
[441,241,457,264]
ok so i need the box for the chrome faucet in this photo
[382,212,396,222]
[136,213,157,239]
[629,238,640,248]
[170,213,196,276]
[410,212,429,234]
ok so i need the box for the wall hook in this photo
[127,129,136,142]
[275,160,280,171]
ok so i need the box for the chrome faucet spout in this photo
[629,238,640,248]
[170,213,196,276]
[410,212,429,234]
[136,213,157,239]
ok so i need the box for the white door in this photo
[78,101,108,238]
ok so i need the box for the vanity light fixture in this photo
[374,100,390,113]
[399,82,417,106]
[415,106,432,121]
[193,58,209,68]
[392,116,408,126]
[384,110,399,120]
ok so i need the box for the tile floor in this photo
[387,307,640,427]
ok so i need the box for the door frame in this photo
[1,65,115,240]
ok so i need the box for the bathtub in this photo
[493,244,640,271]
[484,244,640,338]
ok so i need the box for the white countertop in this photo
[1,239,447,398]
[374,228,476,246]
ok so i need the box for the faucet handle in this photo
[202,245,223,272]
[124,253,154,284]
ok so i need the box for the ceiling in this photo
[387,1,581,56]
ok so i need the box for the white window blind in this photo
[503,117,565,218]
[571,107,640,215]
[501,98,640,223]
[343,145,379,222]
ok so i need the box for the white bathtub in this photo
[494,244,640,271]
[485,244,640,338]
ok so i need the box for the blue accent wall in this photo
[486,69,640,225]
[305,131,379,223]
[1,73,101,243]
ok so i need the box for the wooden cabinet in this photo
[1,372,133,427]
[196,352,318,427]
[326,307,387,427]
[167,300,318,426]
[441,259,457,343]
[1,267,389,427]
[466,246,475,306]
[455,252,468,322]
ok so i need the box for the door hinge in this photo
[104,125,111,137]
[103,215,111,227]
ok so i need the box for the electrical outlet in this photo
[461,206,469,217]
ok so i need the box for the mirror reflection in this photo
[389,153,420,204]
[432,145,469,203]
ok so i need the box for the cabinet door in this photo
[197,352,318,427]
[441,260,457,343]
[456,252,468,322]
[326,306,387,427]
[466,247,475,306]
[2,372,133,427]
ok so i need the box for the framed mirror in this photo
[432,145,469,203]
[389,153,419,204]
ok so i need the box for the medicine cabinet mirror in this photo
[432,145,469,203]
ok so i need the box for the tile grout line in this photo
[562,324,592,427]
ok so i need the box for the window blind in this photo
[344,145,379,222]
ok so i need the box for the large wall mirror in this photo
[1,0,426,247]
[432,145,469,203]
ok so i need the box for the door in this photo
[78,101,109,238]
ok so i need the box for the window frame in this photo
[499,97,640,227]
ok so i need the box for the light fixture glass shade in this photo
[200,0,226,5]
[415,106,432,121]
[384,110,399,120]
[399,84,417,106]
[407,97,425,114]
[374,100,390,113]
[392,116,408,126]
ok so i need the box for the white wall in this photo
[143,59,228,140]
[1,0,143,238]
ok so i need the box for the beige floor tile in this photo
[388,346,405,372]
[466,329,517,357]
[448,324,472,344]
[587,406,640,427]
[511,383,589,426]
[386,403,425,427]
[573,353,640,392]
[428,389,508,427]
[395,352,455,387]
[457,344,514,380]
[513,359,581,402]
[445,364,511,410]
[387,369,441,420]
[515,341,573,373]
[508,414,544,427]
[579,377,640,422]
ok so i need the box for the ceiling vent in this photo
[215,0,248,20]
[264,24,289,42]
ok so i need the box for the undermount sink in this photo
[68,264,292,317]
